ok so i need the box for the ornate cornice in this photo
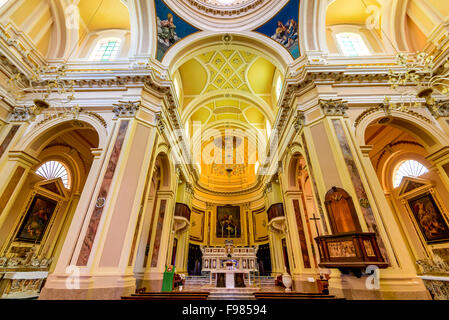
[274,70,391,139]
[185,0,264,16]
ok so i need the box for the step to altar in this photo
[206,288,260,300]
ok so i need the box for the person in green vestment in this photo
[161,265,175,292]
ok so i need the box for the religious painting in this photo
[154,0,199,61]
[327,240,357,258]
[254,0,300,59]
[189,208,205,242]
[252,207,268,242]
[216,206,241,238]
[16,195,57,243]
[408,193,449,243]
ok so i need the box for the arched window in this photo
[90,38,122,61]
[393,160,429,188]
[336,32,370,56]
[36,161,71,189]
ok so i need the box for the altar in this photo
[201,241,258,288]
[211,269,250,288]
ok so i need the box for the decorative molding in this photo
[293,110,305,132]
[375,140,424,171]
[275,70,392,138]
[83,111,107,128]
[112,100,140,118]
[9,106,32,122]
[31,110,107,129]
[185,0,265,16]
[319,99,348,117]
[354,104,434,127]
[156,113,166,133]
[354,105,383,127]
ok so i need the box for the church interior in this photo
[0,0,449,301]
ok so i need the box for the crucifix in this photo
[310,213,321,237]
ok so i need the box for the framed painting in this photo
[189,207,204,242]
[216,206,241,238]
[15,195,58,243]
[408,192,449,243]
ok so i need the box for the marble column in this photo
[282,190,319,292]
[40,102,159,300]
[140,190,176,291]
[301,99,430,299]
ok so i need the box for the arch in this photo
[285,151,302,190]
[152,143,175,191]
[128,0,156,58]
[76,29,131,61]
[199,122,262,152]
[162,31,293,71]
[354,110,449,153]
[47,0,78,60]
[15,114,108,157]
[181,91,275,125]
[300,0,329,53]
[381,0,409,52]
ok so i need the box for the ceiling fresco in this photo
[254,0,300,59]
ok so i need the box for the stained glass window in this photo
[393,160,428,188]
[36,161,70,189]
[336,32,371,56]
[91,38,121,62]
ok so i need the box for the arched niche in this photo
[355,111,449,154]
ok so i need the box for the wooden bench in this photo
[122,291,210,301]
[253,292,339,300]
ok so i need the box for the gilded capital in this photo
[319,99,348,117]
[112,100,140,118]
[10,106,33,122]
[427,100,449,119]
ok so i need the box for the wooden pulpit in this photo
[315,187,388,277]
